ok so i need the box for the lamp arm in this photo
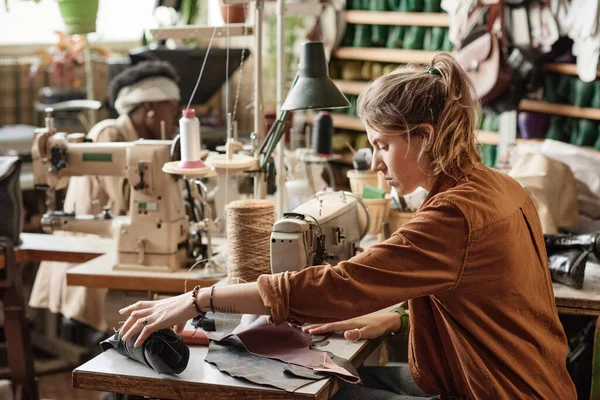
[259,109,289,170]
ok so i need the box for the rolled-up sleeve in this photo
[257,198,469,325]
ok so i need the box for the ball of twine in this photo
[225,199,275,283]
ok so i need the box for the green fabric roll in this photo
[341,24,355,47]
[369,0,388,11]
[424,26,445,51]
[424,0,441,12]
[353,24,373,47]
[546,116,569,142]
[350,0,364,10]
[347,95,358,116]
[591,81,600,108]
[441,28,453,51]
[372,25,389,47]
[482,114,499,132]
[543,74,561,103]
[480,144,497,167]
[387,25,405,48]
[556,75,571,103]
[405,0,424,12]
[403,26,426,50]
[570,79,595,107]
[595,127,600,151]
[387,0,402,11]
[572,119,598,146]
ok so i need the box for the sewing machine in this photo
[31,114,211,272]
[270,191,370,273]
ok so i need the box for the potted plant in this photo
[56,0,100,35]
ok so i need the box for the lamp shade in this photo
[281,42,351,111]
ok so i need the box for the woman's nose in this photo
[371,153,383,173]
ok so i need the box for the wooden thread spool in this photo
[225,199,275,283]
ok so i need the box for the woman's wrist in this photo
[389,306,409,335]
[195,287,212,313]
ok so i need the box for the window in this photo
[0,0,155,45]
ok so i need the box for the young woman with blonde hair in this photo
[118,53,576,399]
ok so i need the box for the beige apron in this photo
[29,115,140,332]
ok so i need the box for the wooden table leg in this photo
[591,316,600,400]
[0,238,39,400]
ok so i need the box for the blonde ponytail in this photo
[357,52,482,180]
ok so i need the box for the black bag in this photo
[0,157,23,245]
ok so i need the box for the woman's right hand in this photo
[302,312,403,341]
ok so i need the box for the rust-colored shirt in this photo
[257,164,576,400]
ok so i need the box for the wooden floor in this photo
[38,371,104,400]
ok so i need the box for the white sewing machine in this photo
[270,191,370,273]
[31,115,212,272]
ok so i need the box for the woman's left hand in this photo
[118,291,200,347]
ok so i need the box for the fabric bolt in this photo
[100,328,190,374]
[257,164,577,399]
[206,314,360,383]
[205,336,328,392]
[28,114,139,332]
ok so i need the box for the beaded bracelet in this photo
[191,285,202,314]
[390,306,409,336]
[209,286,216,313]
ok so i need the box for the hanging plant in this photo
[56,0,100,35]
[5,0,99,34]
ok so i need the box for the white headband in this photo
[114,76,181,115]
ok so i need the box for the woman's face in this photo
[148,100,180,140]
[367,126,433,195]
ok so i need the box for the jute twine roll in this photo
[225,199,275,283]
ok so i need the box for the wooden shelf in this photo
[306,113,366,131]
[519,99,600,121]
[332,80,368,95]
[305,113,502,145]
[345,11,450,27]
[333,48,437,64]
[150,23,253,40]
[545,63,600,78]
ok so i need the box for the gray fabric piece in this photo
[205,336,327,392]
[333,364,437,400]
[100,329,189,374]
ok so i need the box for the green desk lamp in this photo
[258,41,351,170]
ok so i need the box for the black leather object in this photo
[0,157,23,245]
[545,233,600,259]
[547,249,589,290]
[100,329,190,374]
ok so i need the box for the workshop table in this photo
[66,236,226,293]
[553,262,600,400]
[72,326,384,399]
[0,232,113,268]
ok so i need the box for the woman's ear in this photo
[418,124,435,151]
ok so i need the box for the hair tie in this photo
[425,65,441,76]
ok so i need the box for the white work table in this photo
[73,331,384,399]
